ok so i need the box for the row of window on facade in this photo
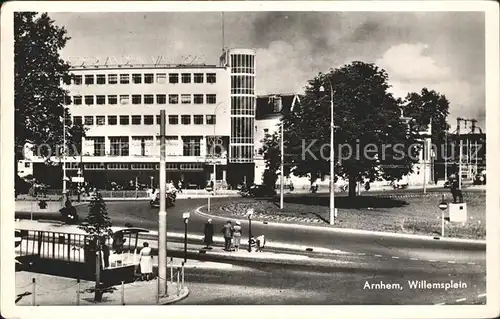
[73,114,216,126]
[65,94,217,106]
[65,72,217,85]
[65,162,204,171]
[78,136,206,157]
[230,75,255,95]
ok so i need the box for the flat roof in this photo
[69,64,225,71]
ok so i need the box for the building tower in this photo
[220,49,256,185]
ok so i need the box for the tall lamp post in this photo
[158,110,168,297]
[280,123,284,209]
[182,212,190,263]
[62,107,68,200]
[211,102,225,194]
[319,78,335,225]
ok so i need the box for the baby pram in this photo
[249,235,266,252]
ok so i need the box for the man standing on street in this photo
[221,220,234,251]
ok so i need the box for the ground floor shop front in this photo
[31,162,255,191]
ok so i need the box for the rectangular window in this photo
[92,137,105,156]
[132,95,142,104]
[193,115,204,125]
[181,94,191,104]
[132,115,141,125]
[169,94,179,104]
[108,115,117,125]
[207,73,216,84]
[156,115,161,125]
[144,95,154,104]
[73,96,82,105]
[156,94,166,104]
[120,74,130,84]
[120,95,129,105]
[84,116,94,126]
[194,73,204,83]
[132,74,142,84]
[181,73,191,83]
[144,115,154,125]
[156,73,166,84]
[120,115,129,125]
[206,114,216,125]
[169,115,178,125]
[109,137,129,156]
[108,95,118,105]
[182,137,201,156]
[73,116,82,125]
[144,73,154,84]
[85,75,94,85]
[108,74,118,84]
[96,95,105,105]
[206,94,216,104]
[181,115,191,125]
[169,73,178,84]
[73,75,82,85]
[96,116,105,125]
[193,94,204,104]
[84,95,94,105]
[96,74,106,84]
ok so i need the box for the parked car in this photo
[248,184,276,198]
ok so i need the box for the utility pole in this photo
[280,123,284,209]
[158,110,168,296]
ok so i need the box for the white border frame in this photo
[1,2,499,319]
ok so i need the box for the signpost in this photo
[182,212,190,263]
[205,186,213,212]
[438,195,448,237]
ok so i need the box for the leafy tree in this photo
[403,88,451,180]
[258,131,289,189]
[281,61,421,197]
[78,192,113,301]
[14,12,85,191]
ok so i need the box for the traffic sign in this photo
[438,201,448,211]
[182,212,191,219]
[72,176,84,183]
[205,186,213,192]
[247,208,254,217]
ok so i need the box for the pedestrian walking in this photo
[221,220,234,251]
[450,174,463,203]
[139,242,153,281]
[177,180,183,193]
[203,218,214,249]
[233,221,242,251]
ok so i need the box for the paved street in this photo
[14,194,486,305]
[177,254,485,305]
[16,195,486,264]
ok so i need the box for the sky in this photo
[50,11,486,131]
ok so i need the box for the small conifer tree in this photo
[78,191,113,301]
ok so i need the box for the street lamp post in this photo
[182,212,190,263]
[62,107,68,200]
[280,123,284,209]
[158,110,168,297]
[319,79,335,225]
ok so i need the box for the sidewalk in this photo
[15,271,188,305]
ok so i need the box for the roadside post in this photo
[205,186,213,212]
[247,208,254,252]
[438,195,448,237]
[182,212,190,263]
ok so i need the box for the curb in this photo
[194,205,486,245]
[160,286,190,305]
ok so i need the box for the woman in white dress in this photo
[139,242,153,281]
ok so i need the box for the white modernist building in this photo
[22,49,257,190]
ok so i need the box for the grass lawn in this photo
[208,193,486,240]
